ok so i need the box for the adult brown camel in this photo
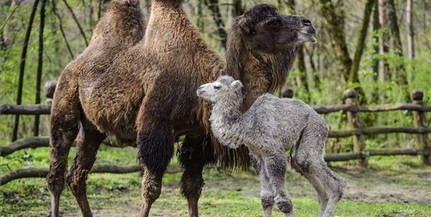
[47,0,317,217]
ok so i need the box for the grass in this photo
[1,145,431,217]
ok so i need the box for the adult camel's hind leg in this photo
[66,118,106,217]
[47,71,81,217]
[291,129,346,217]
[250,152,275,217]
[179,134,215,217]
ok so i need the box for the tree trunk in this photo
[34,0,46,137]
[317,0,352,82]
[371,0,380,103]
[13,0,40,141]
[406,0,414,82]
[378,0,390,85]
[204,0,227,49]
[349,0,375,84]
[388,0,407,86]
[348,0,375,106]
[232,0,244,17]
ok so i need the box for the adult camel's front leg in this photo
[178,134,214,217]
[136,110,175,217]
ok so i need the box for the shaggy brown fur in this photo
[47,0,316,216]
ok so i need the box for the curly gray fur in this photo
[197,75,347,217]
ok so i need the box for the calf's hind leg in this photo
[291,133,346,217]
[66,119,106,217]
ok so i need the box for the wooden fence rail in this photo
[0,104,50,115]
[0,86,430,185]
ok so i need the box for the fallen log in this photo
[0,164,143,186]
[0,137,49,156]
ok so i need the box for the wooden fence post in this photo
[345,89,368,167]
[411,89,431,165]
[282,87,294,98]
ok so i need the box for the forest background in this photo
[0,0,430,151]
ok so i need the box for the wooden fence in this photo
[0,85,430,186]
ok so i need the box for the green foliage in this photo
[0,0,93,141]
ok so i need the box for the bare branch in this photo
[62,0,88,46]
[0,0,22,32]
[50,0,74,59]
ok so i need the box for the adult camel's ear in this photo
[231,80,243,89]
[236,16,254,35]
[127,0,139,6]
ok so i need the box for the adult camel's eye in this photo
[267,18,282,31]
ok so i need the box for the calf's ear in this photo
[231,80,243,89]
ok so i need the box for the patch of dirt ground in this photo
[60,163,431,217]
[338,165,431,204]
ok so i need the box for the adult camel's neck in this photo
[228,48,299,110]
[226,29,299,111]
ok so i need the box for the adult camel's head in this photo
[226,4,316,105]
[234,4,316,52]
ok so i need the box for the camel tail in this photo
[137,121,175,173]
